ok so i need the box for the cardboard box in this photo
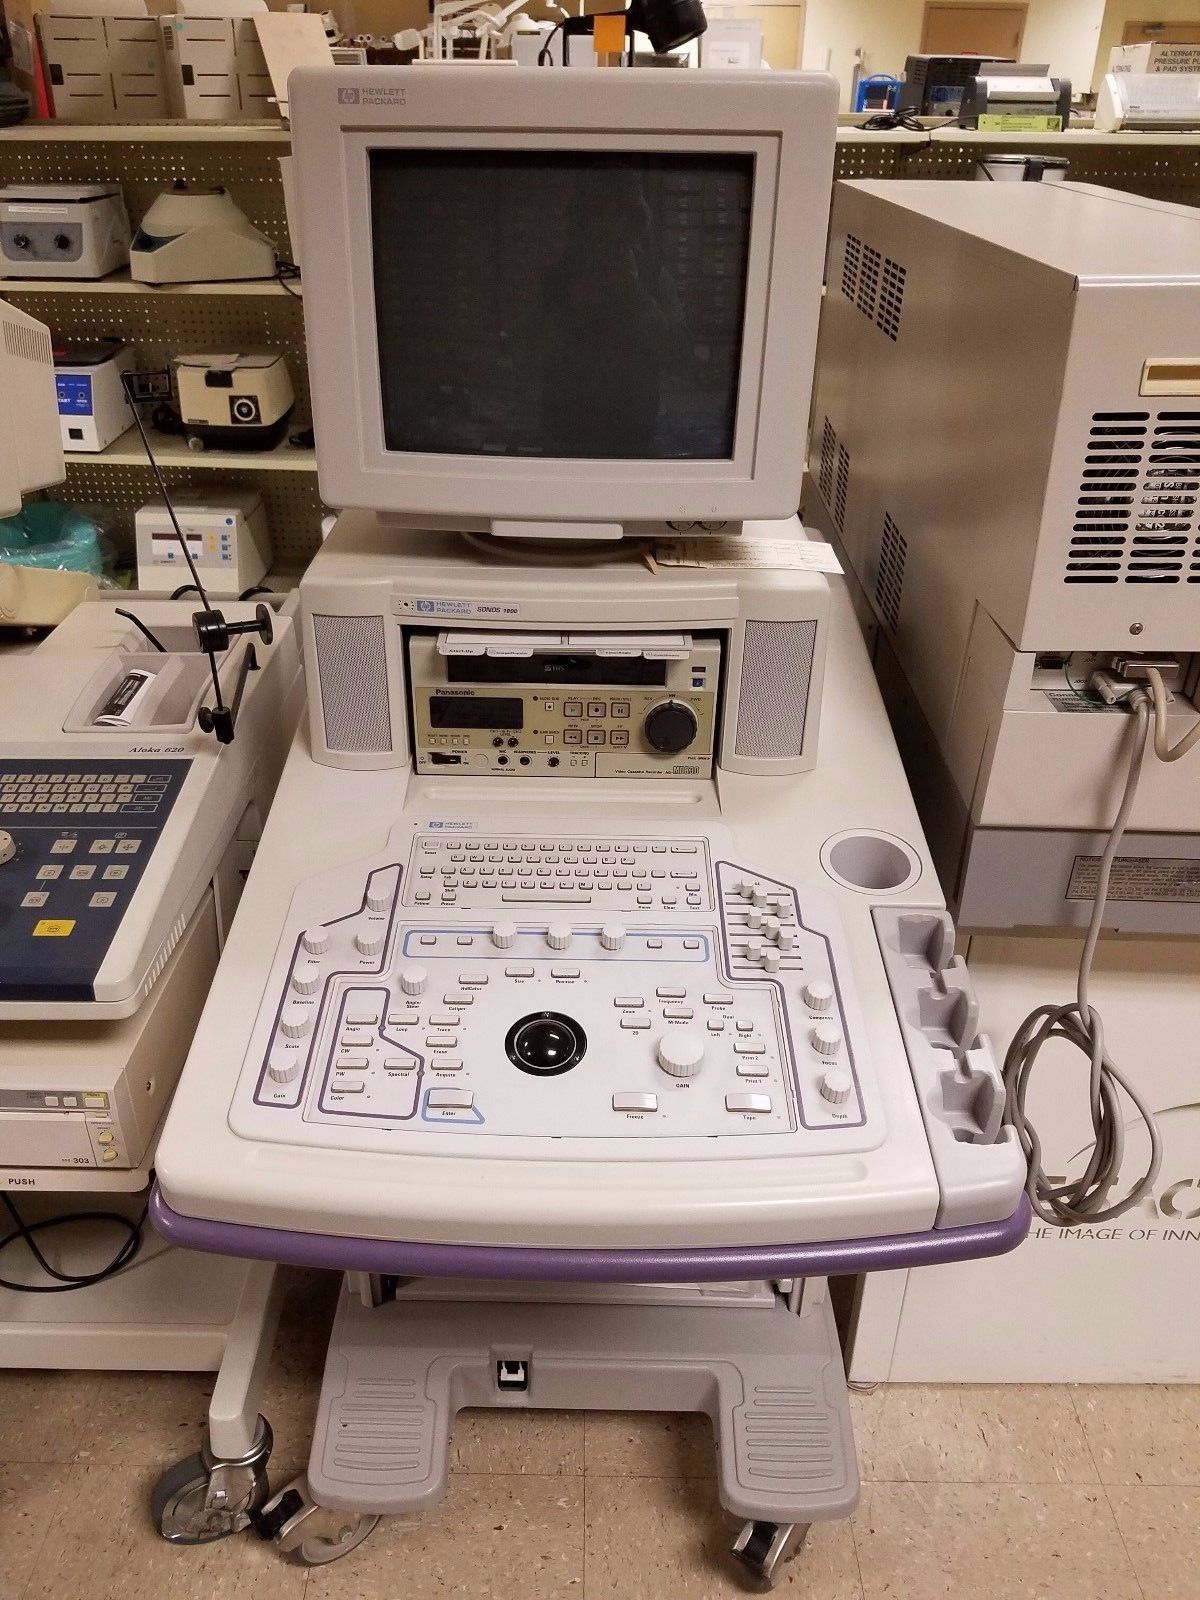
[159,1,273,120]
[36,6,167,121]
[1110,41,1200,75]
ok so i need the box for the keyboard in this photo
[403,833,715,912]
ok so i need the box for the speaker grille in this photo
[312,613,393,754]
[734,620,817,761]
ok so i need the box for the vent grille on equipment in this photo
[875,513,907,633]
[2,313,52,367]
[841,233,906,340]
[1065,411,1200,585]
[834,440,850,533]
[818,415,836,506]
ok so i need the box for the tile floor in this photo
[0,1270,1195,1600]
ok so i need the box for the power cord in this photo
[1143,665,1200,763]
[0,1194,148,1293]
[1003,694,1162,1225]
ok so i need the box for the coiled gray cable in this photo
[1003,695,1163,1226]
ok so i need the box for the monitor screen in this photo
[369,149,754,462]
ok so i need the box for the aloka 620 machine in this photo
[150,68,1029,1586]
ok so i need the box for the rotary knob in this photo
[267,1056,302,1084]
[366,877,393,913]
[491,919,518,950]
[819,1068,853,1105]
[0,830,14,866]
[12,234,29,251]
[812,1022,843,1057]
[291,965,320,996]
[802,980,835,1014]
[301,926,329,956]
[355,927,384,957]
[399,965,428,997]
[600,923,626,952]
[54,233,71,251]
[643,699,699,756]
[546,921,572,952]
[280,1006,312,1040]
[656,1030,705,1079]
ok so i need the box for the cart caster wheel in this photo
[257,1474,379,1566]
[731,1521,810,1590]
[153,1418,273,1544]
[186,433,206,452]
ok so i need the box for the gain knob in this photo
[547,921,572,952]
[777,927,797,951]
[491,919,518,950]
[280,1006,312,1040]
[656,1030,705,1079]
[291,965,320,996]
[267,1056,302,1084]
[643,699,699,756]
[600,923,626,952]
[735,878,757,899]
[820,1068,853,1105]
[366,877,393,913]
[802,980,834,1014]
[746,908,763,931]
[0,830,14,866]
[764,916,781,940]
[752,886,769,908]
[812,1022,843,1057]
[399,965,428,997]
[355,927,384,957]
[302,926,329,956]
[762,948,781,974]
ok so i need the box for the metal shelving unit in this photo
[0,118,323,571]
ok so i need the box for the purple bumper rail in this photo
[150,1188,1031,1283]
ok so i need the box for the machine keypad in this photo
[244,847,870,1146]
[405,835,714,911]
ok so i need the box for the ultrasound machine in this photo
[149,66,1030,1586]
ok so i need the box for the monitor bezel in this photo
[290,66,838,528]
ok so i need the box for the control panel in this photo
[0,761,189,1001]
[231,829,885,1161]
[408,632,718,779]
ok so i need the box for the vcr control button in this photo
[726,1093,771,1113]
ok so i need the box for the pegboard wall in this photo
[63,458,326,569]
[833,134,1200,209]
[0,134,293,254]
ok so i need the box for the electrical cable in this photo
[1143,665,1200,763]
[0,1194,148,1293]
[1003,696,1163,1225]
[275,259,303,299]
[114,608,166,652]
[537,18,567,62]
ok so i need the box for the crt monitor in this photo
[288,66,838,535]
[0,299,62,519]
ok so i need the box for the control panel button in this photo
[428,1088,474,1110]
[0,829,14,866]
[563,701,583,718]
[400,965,428,997]
[643,699,698,755]
[802,980,835,1014]
[819,1069,854,1105]
[302,926,330,956]
[726,1093,772,1113]
[656,1031,705,1079]
[280,1007,312,1040]
[812,1023,843,1058]
[613,1093,658,1113]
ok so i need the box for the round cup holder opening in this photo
[821,830,921,895]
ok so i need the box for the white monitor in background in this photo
[0,299,63,520]
[288,65,838,536]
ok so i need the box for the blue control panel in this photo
[0,761,190,1001]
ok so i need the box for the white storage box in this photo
[36,9,167,122]
[159,12,273,120]
[848,930,1200,1383]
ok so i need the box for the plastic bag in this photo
[0,501,112,578]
